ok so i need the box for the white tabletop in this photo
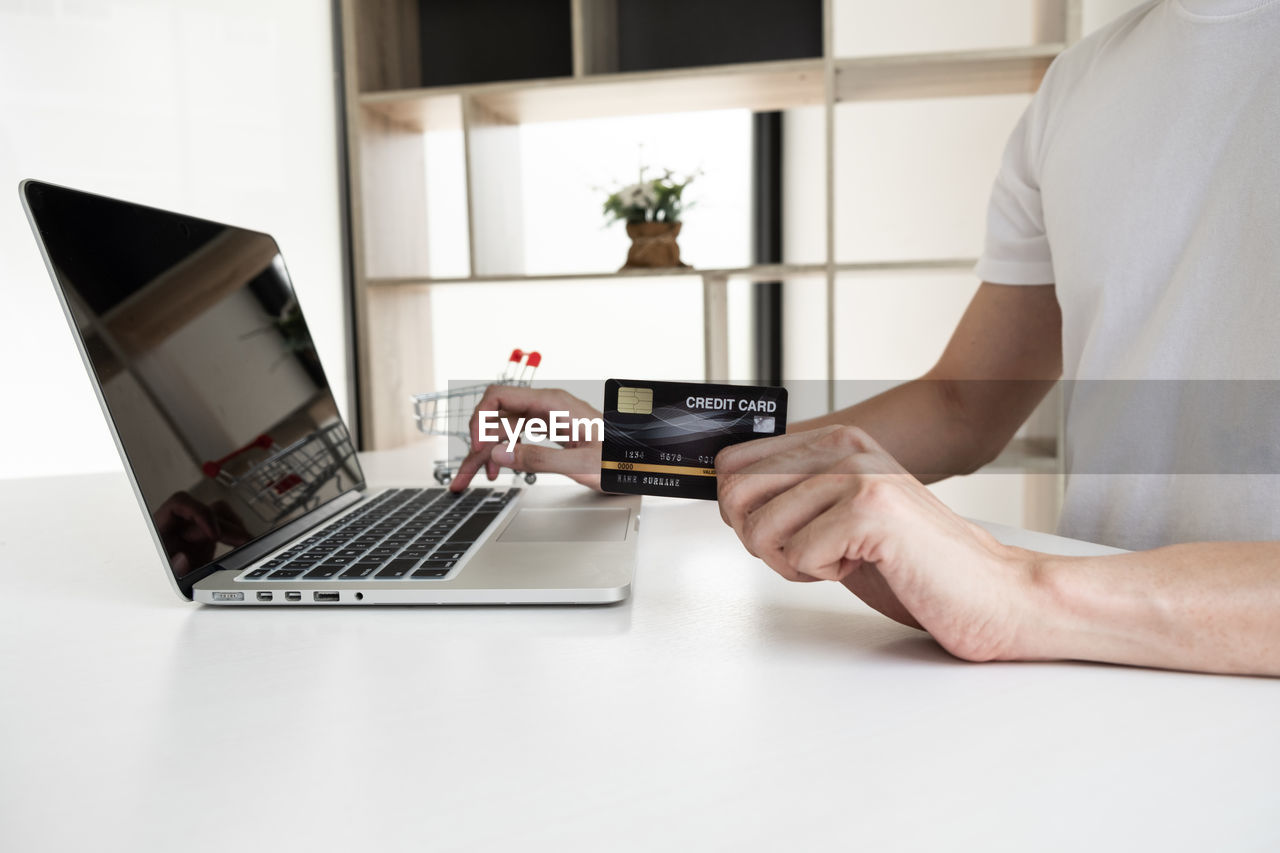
[2,451,1277,852]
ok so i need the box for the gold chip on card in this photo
[616,386,654,415]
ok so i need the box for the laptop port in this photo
[256,591,273,602]
[285,591,302,602]
[314,591,340,602]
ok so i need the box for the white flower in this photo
[619,182,657,209]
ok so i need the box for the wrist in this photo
[1005,551,1072,661]
[983,546,1056,661]
[1012,551,1167,665]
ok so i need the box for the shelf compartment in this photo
[355,108,431,280]
[833,0,1073,59]
[361,58,825,127]
[419,0,573,87]
[833,93,1032,264]
[426,276,708,390]
[835,44,1061,102]
[613,0,822,73]
[831,270,981,393]
[463,97,525,278]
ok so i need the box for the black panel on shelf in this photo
[753,112,783,386]
[419,0,572,87]
[617,0,822,73]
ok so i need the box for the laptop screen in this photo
[23,181,364,592]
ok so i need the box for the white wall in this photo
[0,0,345,480]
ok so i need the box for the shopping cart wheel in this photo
[434,469,452,485]
[523,473,536,485]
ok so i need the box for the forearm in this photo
[1019,542,1280,675]
[790,379,1020,484]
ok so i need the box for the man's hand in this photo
[450,386,604,492]
[716,425,1039,662]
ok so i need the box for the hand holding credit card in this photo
[601,379,788,500]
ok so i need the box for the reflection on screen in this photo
[25,182,363,588]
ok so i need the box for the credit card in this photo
[601,379,788,500]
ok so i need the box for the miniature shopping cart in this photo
[411,349,542,486]
[201,422,357,522]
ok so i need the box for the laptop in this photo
[20,179,640,605]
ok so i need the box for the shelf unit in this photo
[338,0,1081,480]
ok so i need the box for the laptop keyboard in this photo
[240,488,518,582]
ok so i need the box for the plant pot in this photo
[622,221,689,270]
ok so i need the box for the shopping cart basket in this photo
[411,349,541,485]
[201,422,357,522]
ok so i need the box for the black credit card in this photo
[600,379,788,500]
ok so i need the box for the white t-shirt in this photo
[975,0,1280,549]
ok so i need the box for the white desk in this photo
[2,451,1277,852]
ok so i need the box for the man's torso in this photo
[1038,0,1280,547]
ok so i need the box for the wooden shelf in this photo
[361,58,826,129]
[835,44,1062,103]
[359,44,1062,131]
[360,92,463,133]
[365,258,979,288]
[833,257,980,276]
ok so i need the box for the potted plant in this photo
[602,168,697,269]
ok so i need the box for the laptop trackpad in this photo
[497,508,631,543]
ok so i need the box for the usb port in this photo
[256,591,273,602]
[314,591,340,602]
[285,591,302,602]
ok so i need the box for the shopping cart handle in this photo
[202,434,274,478]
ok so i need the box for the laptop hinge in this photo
[180,488,366,597]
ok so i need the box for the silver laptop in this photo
[20,179,639,605]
